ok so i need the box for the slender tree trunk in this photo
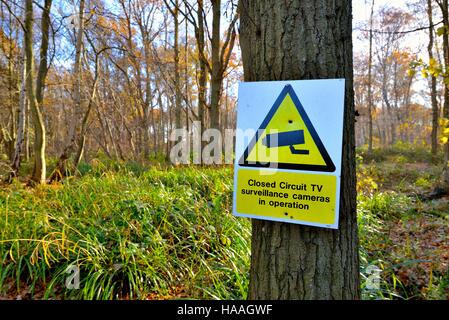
[143,42,152,159]
[35,0,52,107]
[25,0,51,184]
[239,0,359,299]
[209,0,221,130]
[439,0,449,187]
[167,95,172,158]
[72,0,85,162]
[9,47,27,180]
[402,73,413,143]
[74,67,100,169]
[382,84,395,145]
[197,0,207,137]
[102,115,119,160]
[9,46,27,180]
[7,12,16,161]
[223,79,229,132]
[25,99,30,161]
[184,11,190,135]
[377,123,384,146]
[367,0,375,152]
[174,0,182,131]
[389,119,397,145]
[95,103,112,159]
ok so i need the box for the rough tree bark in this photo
[239,0,360,299]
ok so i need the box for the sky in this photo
[352,0,431,105]
[352,0,427,56]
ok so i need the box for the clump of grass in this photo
[359,192,413,220]
[3,155,446,300]
[0,166,250,299]
[414,176,433,190]
[358,191,415,300]
[357,142,438,164]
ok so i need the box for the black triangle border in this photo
[238,84,336,172]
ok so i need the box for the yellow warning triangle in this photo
[239,85,335,172]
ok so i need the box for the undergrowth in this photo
[1,153,447,300]
[357,153,448,300]
[0,166,250,299]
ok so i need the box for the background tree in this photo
[367,0,375,153]
[427,0,439,158]
[164,0,183,134]
[24,0,53,184]
[208,0,237,132]
[50,0,85,181]
[436,0,449,189]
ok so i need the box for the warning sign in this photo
[233,80,345,229]
[236,170,336,225]
[239,84,335,172]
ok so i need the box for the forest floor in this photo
[358,148,449,299]
[0,147,448,300]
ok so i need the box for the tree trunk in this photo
[25,0,51,184]
[184,9,190,136]
[382,86,395,145]
[197,0,207,137]
[35,0,52,106]
[438,0,449,187]
[9,45,27,180]
[209,0,221,130]
[402,73,413,143]
[429,2,439,157]
[367,0,375,153]
[143,48,152,159]
[74,68,99,169]
[7,12,16,162]
[239,0,359,299]
[25,99,30,161]
[174,0,182,131]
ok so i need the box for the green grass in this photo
[358,191,411,300]
[1,154,448,300]
[0,166,250,299]
[357,160,449,300]
[357,142,441,164]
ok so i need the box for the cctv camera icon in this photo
[262,130,310,155]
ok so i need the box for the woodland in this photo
[0,0,448,300]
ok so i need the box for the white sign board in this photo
[233,79,345,229]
